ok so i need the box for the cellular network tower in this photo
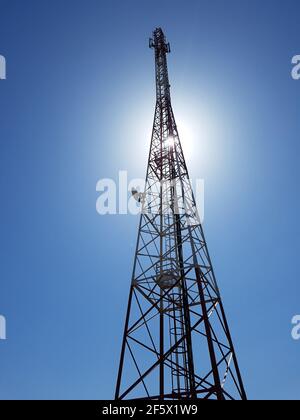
[115,28,246,401]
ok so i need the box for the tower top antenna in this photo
[149,27,171,53]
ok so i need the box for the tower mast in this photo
[115,28,246,401]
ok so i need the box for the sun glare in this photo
[165,136,175,148]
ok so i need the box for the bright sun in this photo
[165,136,175,148]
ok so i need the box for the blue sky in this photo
[0,0,299,400]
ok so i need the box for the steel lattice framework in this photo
[115,28,246,401]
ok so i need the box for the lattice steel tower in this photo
[115,28,246,401]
